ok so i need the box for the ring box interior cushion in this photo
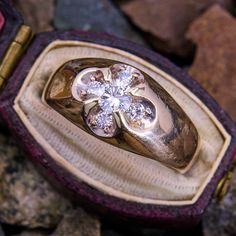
[0,0,236,228]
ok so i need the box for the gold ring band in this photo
[43,58,200,173]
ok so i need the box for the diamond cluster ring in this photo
[44,58,200,173]
[72,63,156,137]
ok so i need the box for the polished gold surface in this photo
[15,25,33,44]
[215,160,236,201]
[44,58,200,173]
[0,76,4,89]
[0,25,33,91]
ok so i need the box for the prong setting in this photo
[72,63,156,137]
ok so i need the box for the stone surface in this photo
[51,208,100,236]
[121,0,233,57]
[202,170,236,236]
[54,0,146,45]
[187,5,236,122]
[13,0,54,32]
[0,133,71,228]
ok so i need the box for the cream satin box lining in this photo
[13,41,230,206]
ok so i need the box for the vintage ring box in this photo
[0,0,236,229]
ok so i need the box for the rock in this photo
[0,134,71,228]
[51,208,100,236]
[187,5,236,122]
[202,169,236,236]
[121,0,233,58]
[54,0,146,45]
[13,0,54,32]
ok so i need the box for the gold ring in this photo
[43,58,200,173]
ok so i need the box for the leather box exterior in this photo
[0,0,236,228]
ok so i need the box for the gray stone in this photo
[203,170,236,236]
[54,0,146,45]
[51,208,100,236]
[0,134,71,228]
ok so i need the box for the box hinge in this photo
[215,160,236,201]
[0,25,34,91]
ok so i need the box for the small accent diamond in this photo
[95,111,113,129]
[86,81,105,97]
[128,103,145,121]
[113,70,134,89]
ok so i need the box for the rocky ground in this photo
[0,0,236,235]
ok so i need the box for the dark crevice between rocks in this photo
[1,223,54,236]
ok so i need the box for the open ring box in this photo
[0,0,236,229]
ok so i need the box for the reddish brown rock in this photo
[13,0,54,32]
[121,0,233,57]
[187,5,236,122]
